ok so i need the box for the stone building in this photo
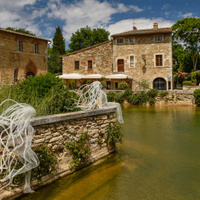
[0,28,50,85]
[61,23,173,90]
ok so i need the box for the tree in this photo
[48,48,62,74]
[6,27,35,36]
[52,26,65,55]
[69,26,110,52]
[172,18,200,71]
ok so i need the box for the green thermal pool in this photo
[19,106,200,200]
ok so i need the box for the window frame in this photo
[155,54,164,67]
[117,38,124,44]
[88,60,93,70]
[17,41,23,52]
[155,36,163,42]
[129,38,135,43]
[34,44,38,54]
[74,61,80,70]
[129,55,135,68]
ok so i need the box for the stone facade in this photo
[0,28,49,85]
[62,23,173,91]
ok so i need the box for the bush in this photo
[132,91,147,105]
[65,132,91,170]
[105,122,123,149]
[191,71,200,84]
[194,89,200,106]
[115,92,124,104]
[101,81,107,88]
[147,89,158,99]
[160,91,168,98]
[107,91,116,102]
[86,80,92,85]
[138,80,149,90]
[119,81,129,90]
[123,88,133,103]
[183,81,192,86]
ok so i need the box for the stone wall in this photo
[1,107,117,200]
[183,85,200,92]
[0,29,48,84]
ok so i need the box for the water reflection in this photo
[19,106,200,200]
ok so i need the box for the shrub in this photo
[132,91,148,105]
[138,80,149,90]
[107,91,116,102]
[101,81,107,88]
[114,92,124,104]
[183,81,192,86]
[119,81,129,90]
[194,89,200,106]
[70,80,76,89]
[105,122,123,149]
[86,80,92,85]
[191,71,200,84]
[123,88,133,103]
[173,72,191,86]
[65,132,91,170]
[160,91,168,98]
[147,89,158,99]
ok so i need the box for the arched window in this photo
[153,78,166,90]
[117,59,124,72]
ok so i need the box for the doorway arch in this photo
[153,78,166,90]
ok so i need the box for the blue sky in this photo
[0,0,199,48]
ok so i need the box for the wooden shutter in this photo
[118,59,124,72]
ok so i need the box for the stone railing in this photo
[1,107,117,200]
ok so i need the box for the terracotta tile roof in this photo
[0,27,51,42]
[61,40,112,57]
[111,27,172,37]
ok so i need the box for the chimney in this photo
[133,26,137,30]
[153,23,158,30]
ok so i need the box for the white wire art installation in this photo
[0,99,39,193]
[74,81,124,123]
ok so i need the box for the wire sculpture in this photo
[0,99,39,193]
[74,81,124,123]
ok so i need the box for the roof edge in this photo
[61,40,112,57]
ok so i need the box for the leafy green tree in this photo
[6,27,35,36]
[48,48,62,74]
[69,26,110,52]
[52,26,65,55]
[172,18,200,71]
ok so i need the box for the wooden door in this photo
[118,59,124,72]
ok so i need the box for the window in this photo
[88,60,92,70]
[75,61,79,70]
[155,55,163,67]
[153,78,166,90]
[130,56,134,68]
[17,41,23,52]
[117,39,124,44]
[34,44,38,54]
[155,36,163,41]
[168,81,171,90]
[14,69,18,83]
[117,59,124,72]
[115,82,118,89]
[129,38,134,43]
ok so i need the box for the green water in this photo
[20,106,200,200]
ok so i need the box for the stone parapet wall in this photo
[183,86,200,92]
[1,107,117,200]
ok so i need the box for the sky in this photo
[0,0,199,48]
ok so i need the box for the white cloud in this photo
[47,0,144,41]
[0,0,36,10]
[161,4,171,10]
[107,18,174,36]
[179,12,194,18]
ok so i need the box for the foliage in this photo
[86,80,92,85]
[65,132,91,170]
[160,91,168,98]
[106,91,116,102]
[6,27,35,36]
[52,26,66,55]
[114,92,124,104]
[119,81,129,90]
[173,72,191,86]
[183,81,192,86]
[69,26,110,52]
[147,89,159,99]
[70,80,76,89]
[138,80,149,90]
[105,122,123,149]
[101,81,107,88]
[122,88,133,103]
[191,70,200,84]
[32,144,58,181]
[13,144,58,185]
[132,91,148,105]
[172,18,200,71]
[0,73,79,116]
[48,50,62,74]
[194,89,200,106]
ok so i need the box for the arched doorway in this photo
[153,78,166,90]
[25,60,37,79]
